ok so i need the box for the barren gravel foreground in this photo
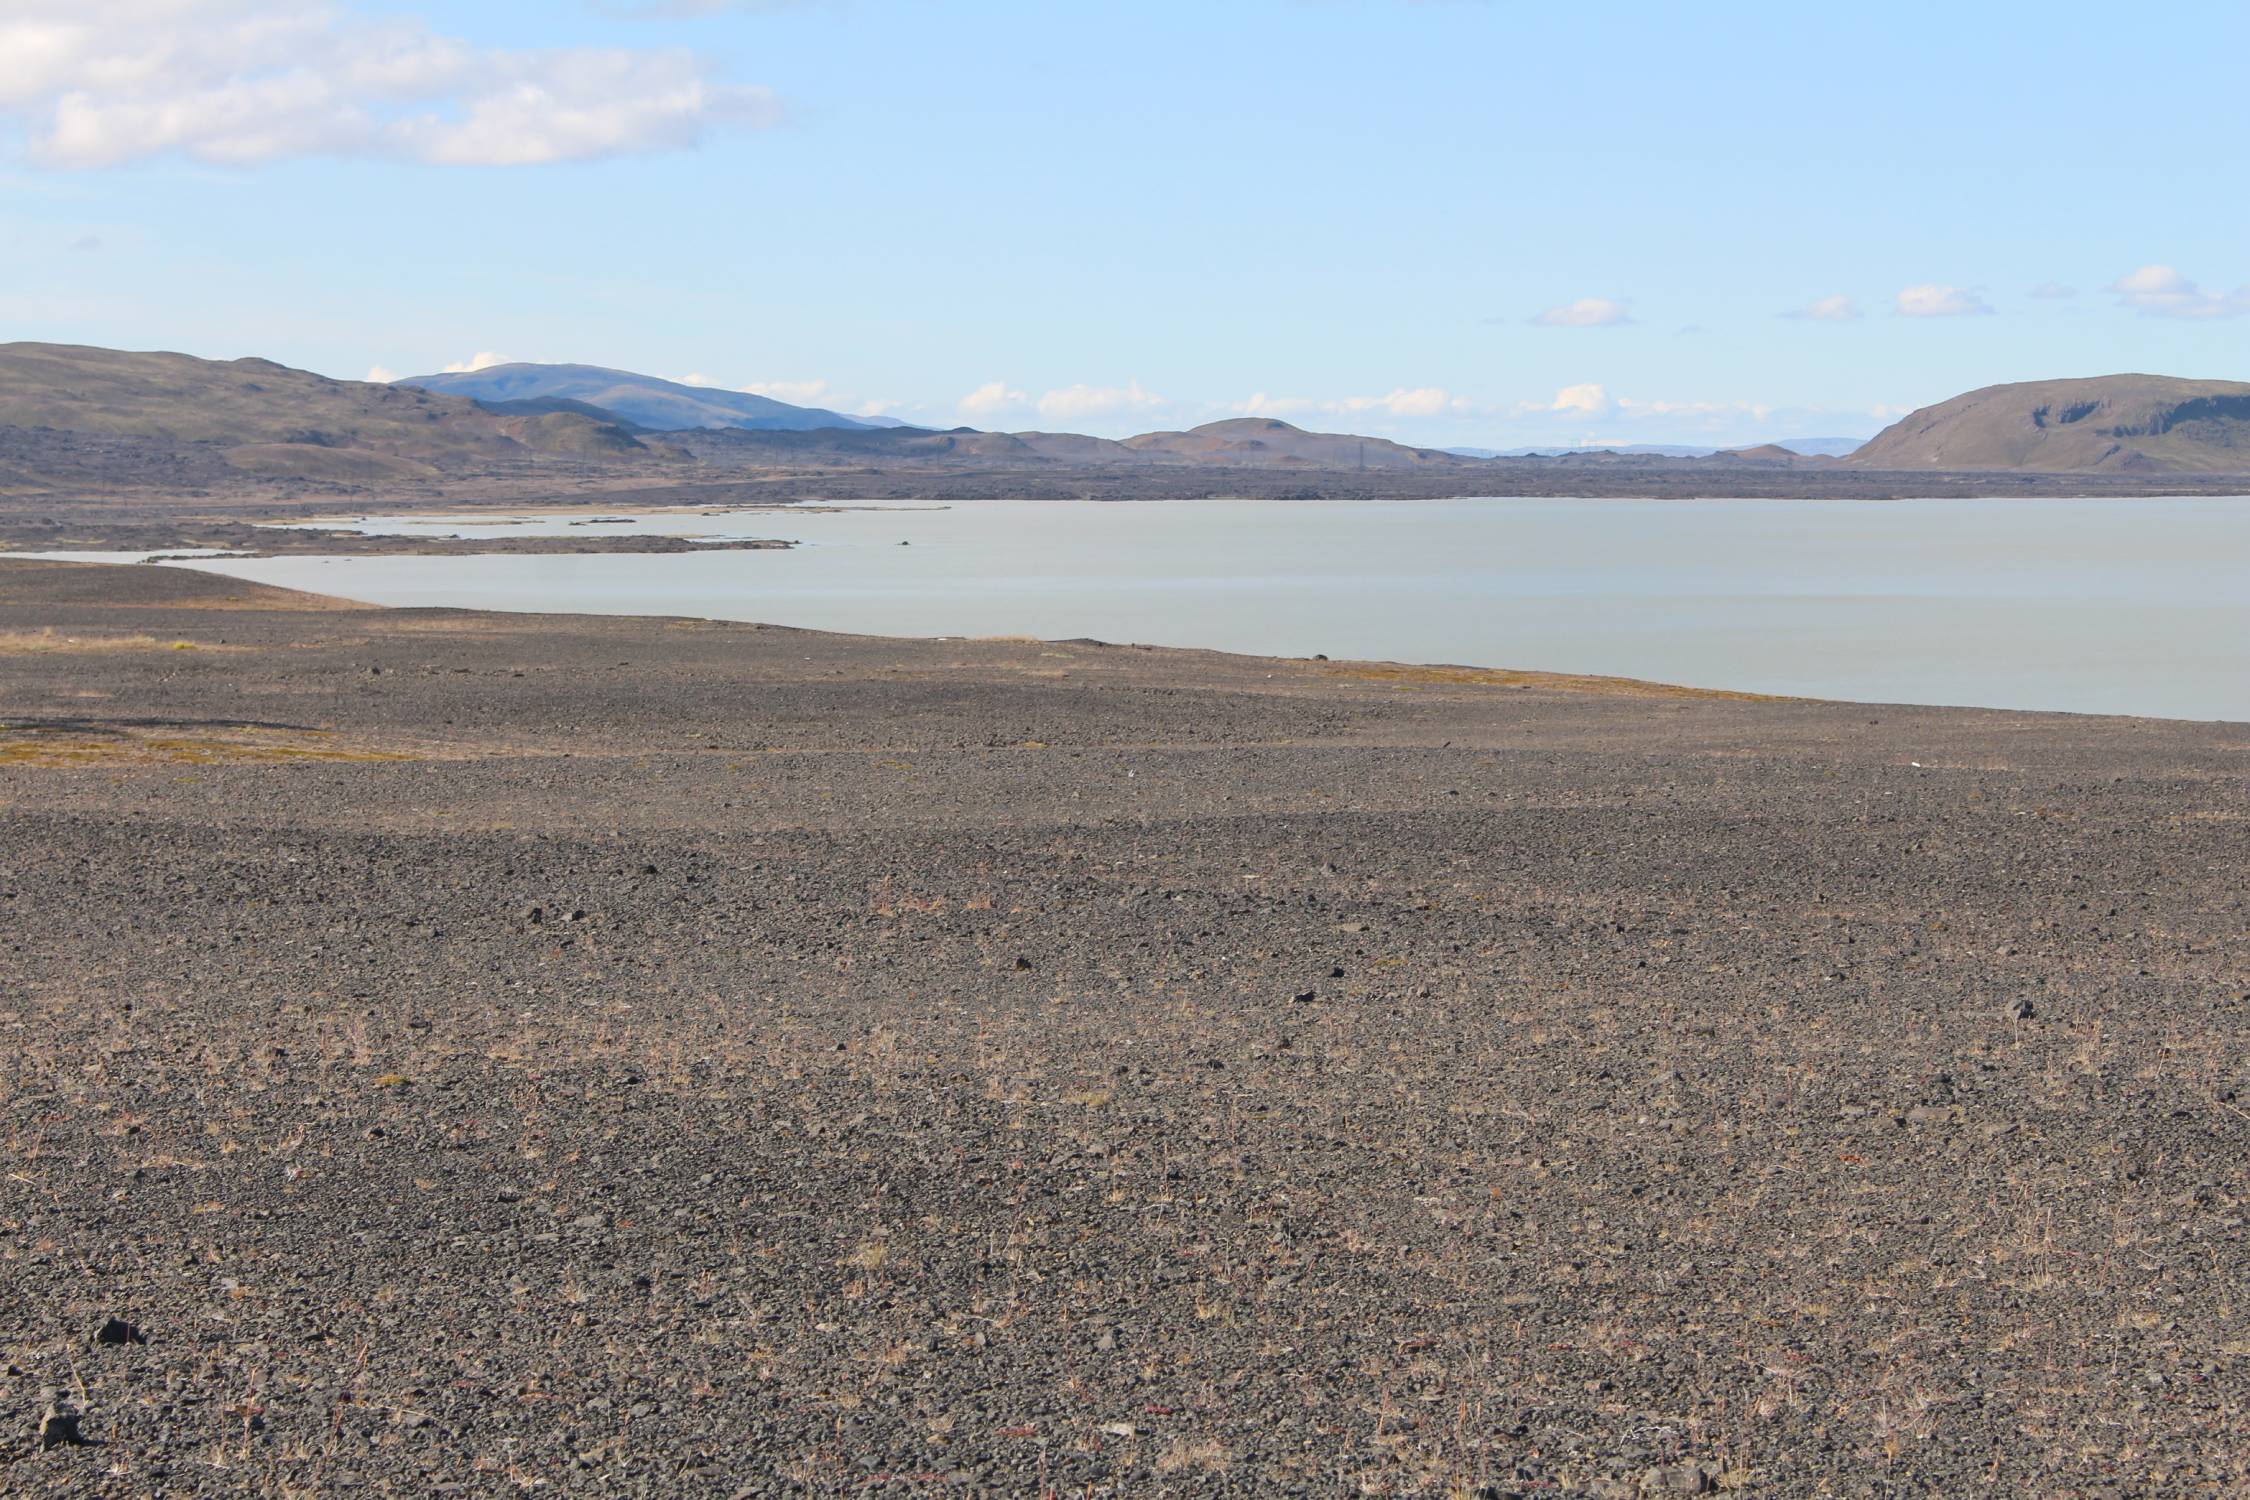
[2,558,2247,1498]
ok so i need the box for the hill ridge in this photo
[398,363,890,435]
[1849,373,2250,473]
[0,341,645,489]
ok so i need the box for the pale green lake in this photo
[86,496,2250,721]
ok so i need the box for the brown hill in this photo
[684,418,1464,471]
[0,342,647,490]
[1010,431,1141,463]
[1849,374,2250,473]
[1714,442,1832,465]
[1121,418,1465,469]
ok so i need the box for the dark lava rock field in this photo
[2,559,2246,1497]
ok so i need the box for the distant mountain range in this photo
[1846,374,2250,473]
[396,365,1889,461]
[1450,438,1869,459]
[397,363,909,434]
[671,416,1469,469]
[4,346,2246,495]
[1117,418,1460,468]
[0,342,646,490]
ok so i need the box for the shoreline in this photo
[42,503,2249,726]
[273,501,946,526]
[0,520,796,560]
[5,557,1780,709]
[10,554,2243,728]
[275,487,2250,531]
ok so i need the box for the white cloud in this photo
[1509,385,1800,432]
[2028,282,2076,300]
[364,364,397,383]
[2107,264,2250,320]
[679,372,902,416]
[743,378,833,405]
[1618,395,1776,422]
[1784,293,1859,322]
[0,0,778,169]
[1034,380,1164,425]
[441,351,511,373]
[1236,387,1468,422]
[1531,297,1631,328]
[1235,393,1317,418]
[1542,383,1613,417]
[1895,284,1993,318]
[957,381,1026,419]
[1337,387,1456,419]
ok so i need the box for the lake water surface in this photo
[137,496,2250,721]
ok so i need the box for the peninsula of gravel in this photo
[1,558,2245,1497]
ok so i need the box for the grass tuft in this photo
[0,628,235,654]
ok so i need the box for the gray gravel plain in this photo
[2,558,2246,1497]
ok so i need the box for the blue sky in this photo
[3,0,2245,446]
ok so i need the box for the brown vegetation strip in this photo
[1316,659,1778,700]
[0,628,238,654]
[0,724,414,768]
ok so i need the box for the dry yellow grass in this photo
[150,590,364,613]
[0,725,413,768]
[0,628,229,654]
[1317,659,1777,701]
[1155,1437,1233,1475]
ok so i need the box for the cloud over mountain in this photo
[1540,383,1613,417]
[957,382,1027,419]
[1036,381,1165,425]
[1237,388,1464,422]
[2108,265,2250,320]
